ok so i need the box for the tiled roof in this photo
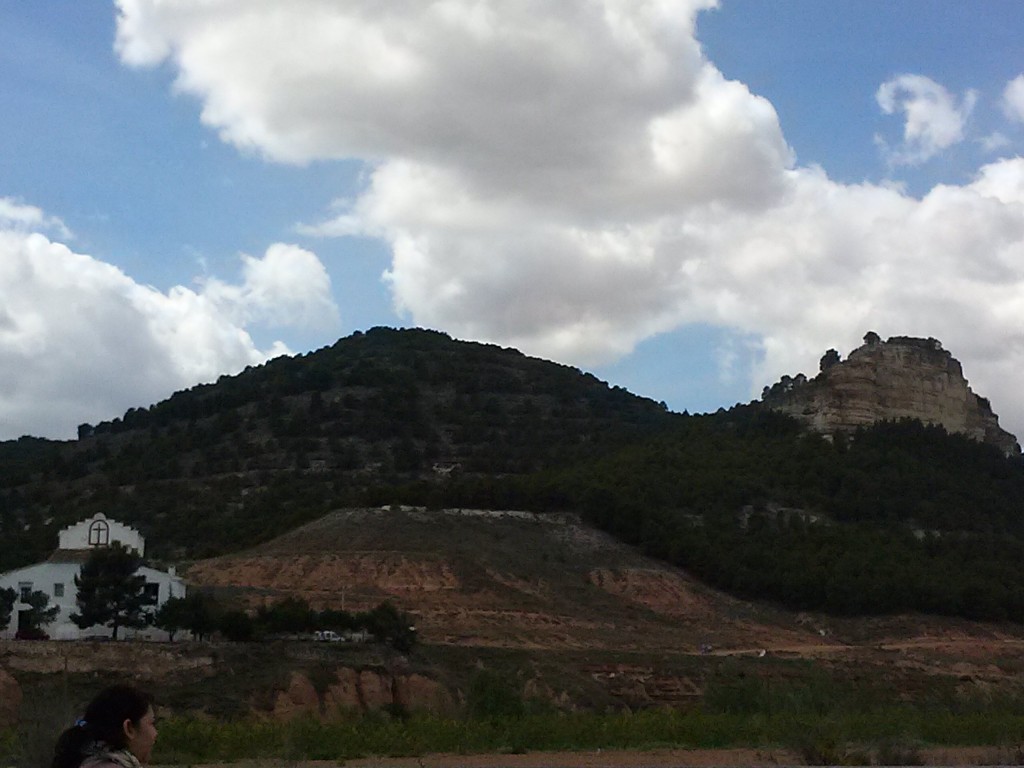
[45,549,94,564]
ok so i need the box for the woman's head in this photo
[81,685,153,750]
[52,685,157,768]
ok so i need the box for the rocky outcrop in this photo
[763,333,1020,455]
[272,671,321,719]
[272,668,455,721]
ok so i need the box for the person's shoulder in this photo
[81,758,122,768]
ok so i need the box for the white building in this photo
[0,513,186,640]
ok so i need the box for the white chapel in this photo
[0,513,186,640]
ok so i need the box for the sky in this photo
[2,0,1024,442]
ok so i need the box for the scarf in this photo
[81,742,144,768]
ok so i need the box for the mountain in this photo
[761,332,1020,456]
[3,326,1024,624]
[0,327,676,570]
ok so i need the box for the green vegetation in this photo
[0,327,674,570]
[71,543,150,639]
[154,593,216,641]
[2,327,1024,624]
[361,601,418,652]
[142,679,1024,764]
[250,597,417,651]
[0,586,17,628]
[494,409,1024,620]
[153,593,416,649]
[466,669,527,720]
[17,590,59,637]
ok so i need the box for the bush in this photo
[467,670,525,721]
[218,610,256,641]
[875,737,924,766]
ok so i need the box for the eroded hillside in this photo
[187,507,830,652]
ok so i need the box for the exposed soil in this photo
[185,508,839,653]
[185,507,1024,666]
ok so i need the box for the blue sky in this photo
[701,1,1024,192]
[2,0,1024,440]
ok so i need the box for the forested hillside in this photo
[490,410,1024,620]
[2,328,1023,622]
[0,327,676,567]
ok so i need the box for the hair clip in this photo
[75,719,88,728]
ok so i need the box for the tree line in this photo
[363,407,1024,620]
[155,592,416,651]
[3,543,416,649]
[502,409,1024,620]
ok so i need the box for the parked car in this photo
[314,630,343,642]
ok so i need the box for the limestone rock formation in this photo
[762,333,1020,456]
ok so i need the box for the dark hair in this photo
[51,685,153,768]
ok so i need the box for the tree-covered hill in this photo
[0,327,676,568]
[2,327,1024,623]
[486,409,1024,621]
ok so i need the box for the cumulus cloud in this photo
[200,243,339,330]
[114,1,1024,439]
[0,197,72,238]
[703,160,1024,436]
[0,215,338,439]
[876,74,976,165]
[1004,74,1024,124]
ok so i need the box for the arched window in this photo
[88,520,109,547]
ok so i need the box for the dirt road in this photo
[187,745,1024,767]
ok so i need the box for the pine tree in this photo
[21,589,59,636]
[71,543,150,639]
[153,596,189,641]
[154,593,216,641]
[0,587,16,630]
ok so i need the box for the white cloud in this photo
[0,214,338,439]
[200,243,339,330]
[0,197,72,238]
[695,161,1024,439]
[876,74,976,165]
[980,132,1012,153]
[1003,74,1024,124]
[114,1,1024,440]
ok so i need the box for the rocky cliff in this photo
[762,333,1020,456]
